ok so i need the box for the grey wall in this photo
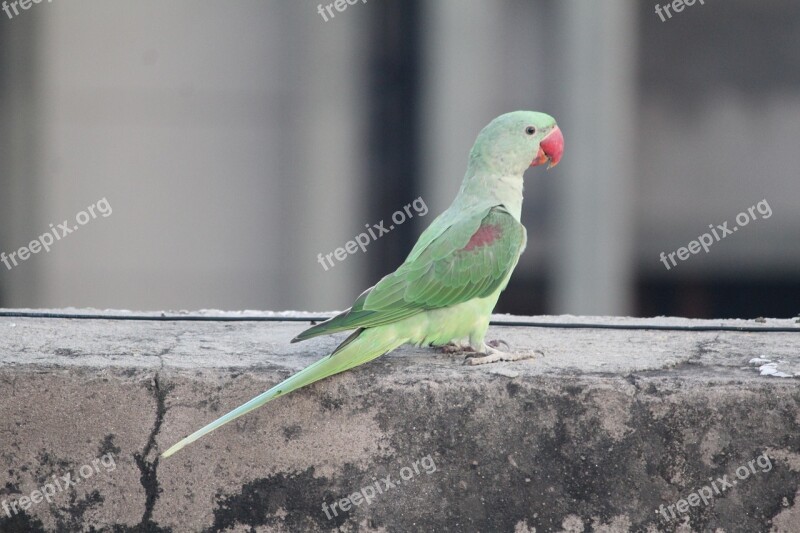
[636,0,800,277]
[0,0,797,316]
[1,0,369,311]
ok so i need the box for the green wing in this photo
[293,205,525,342]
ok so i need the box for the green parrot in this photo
[162,110,563,458]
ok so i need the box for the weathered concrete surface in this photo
[0,310,798,532]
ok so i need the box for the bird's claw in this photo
[487,339,511,350]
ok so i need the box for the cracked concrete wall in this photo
[0,311,798,532]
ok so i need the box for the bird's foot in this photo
[465,345,542,366]
[438,342,471,354]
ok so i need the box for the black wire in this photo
[0,310,797,332]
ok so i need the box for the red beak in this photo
[531,125,564,169]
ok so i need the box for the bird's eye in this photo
[525,126,536,136]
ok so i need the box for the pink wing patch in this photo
[463,224,502,251]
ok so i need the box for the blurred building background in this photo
[0,0,798,319]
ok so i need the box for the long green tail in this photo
[161,328,404,458]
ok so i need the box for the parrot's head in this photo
[470,111,564,175]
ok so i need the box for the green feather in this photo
[292,206,524,342]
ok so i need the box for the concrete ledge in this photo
[0,310,798,532]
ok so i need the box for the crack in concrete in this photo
[694,335,720,359]
[131,373,173,532]
[153,331,185,372]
